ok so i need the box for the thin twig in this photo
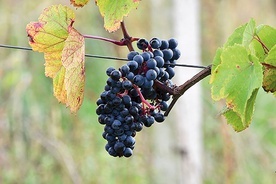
[83,35,125,46]
[164,64,212,116]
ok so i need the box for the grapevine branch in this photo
[164,64,212,116]
[120,22,139,51]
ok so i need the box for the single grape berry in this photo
[133,55,144,66]
[154,113,165,122]
[172,48,181,60]
[110,70,122,81]
[150,38,162,49]
[153,49,164,57]
[126,72,135,81]
[127,51,139,60]
[133,75,145,87]
[141,52,151,61]
[162,49,173,61]
[160,40,169,50]
[112,120,122,130]
[120,65,130,76]
[123,147,133,157]
[122,80,133,90]
[106,67,115,76]
[114,141,125,154]
[146,58,157,69]
[155,56,165,68]
[124,136,135,147]
[127,60,139,71]
[146,69,157,80]
[168,38,178,49]
[137,38,149,50]
[143,79,154,89]
[165,67,175,79]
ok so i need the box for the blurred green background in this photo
[0,0,275,183]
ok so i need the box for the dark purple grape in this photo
[146,58,157,69]
[106,67,115,76]
[110,70,122,81]
[127,61,138,71]
[162,49,173,61]
[127,51,139,60]
[150,37,162,49]
[137,38,149,50]
[123,148,133,157]
[168,38,178,49]
[146,69,157,80]
[133,75,145,87]
[133,55,144,66]
[155,56,165,67]
[122,80,133,90]
[160,40,169,49]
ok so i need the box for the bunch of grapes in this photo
[96,38,181,157]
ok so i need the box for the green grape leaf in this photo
[26,5,85,113]
[223,19,256,48]
[210,44,263,131]
[70,0,90,7]
[210,47,223,74]
[223,88,259,132]
[262,45,276,93]
[211,19,255,82]
[95,0,140,32]
[224,24,246,47]
[250,25,276,61]
[242,18,256,47]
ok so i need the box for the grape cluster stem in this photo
[83,22,139,51]
[133,84,156,111]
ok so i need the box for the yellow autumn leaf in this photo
[26,4,85,113]
[62,27,85,112]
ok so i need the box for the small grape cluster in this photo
[96,38,181,157]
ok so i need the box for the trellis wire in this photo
[0,44,207,69]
